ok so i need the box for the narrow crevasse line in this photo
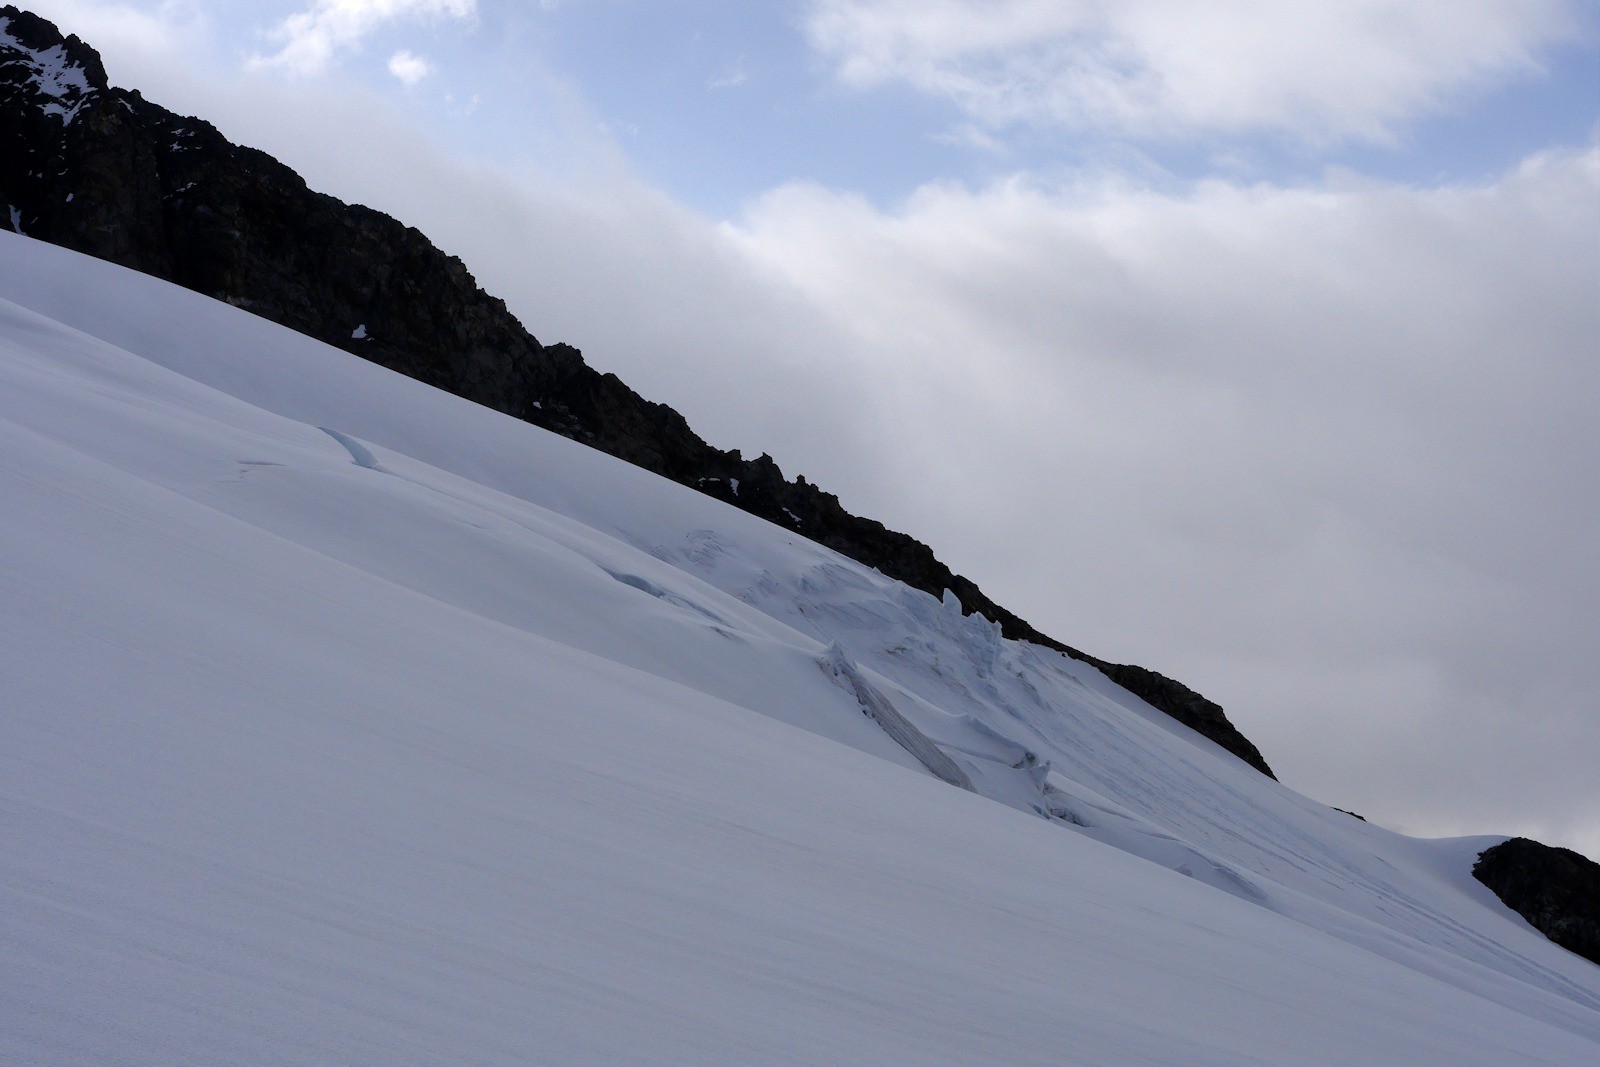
[319,426,381,471]
[820,641,972,791]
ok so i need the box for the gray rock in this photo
[1473,837,1600,966]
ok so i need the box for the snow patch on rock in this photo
[0,16,96,125]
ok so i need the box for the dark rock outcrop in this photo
[1473,838,1600,966]
[1,5,1274,777]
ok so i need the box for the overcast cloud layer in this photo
[20,1,1600,858]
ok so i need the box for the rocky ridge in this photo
[0,4,1273,776]
[1473,838,1600,967]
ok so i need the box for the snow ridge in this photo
[820,640,973,790]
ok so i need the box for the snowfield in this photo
[2,229,1596,1064]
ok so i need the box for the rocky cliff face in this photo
[0,4,1274,776]
[1473,839,1600,966]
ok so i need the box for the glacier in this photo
[2,228,1596,1064]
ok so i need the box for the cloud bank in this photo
[723,147,1599,854]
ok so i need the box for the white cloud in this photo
[805,0,1587,142]
[387,48,431,85]
[251,0,475,76]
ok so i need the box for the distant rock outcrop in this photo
[1473,838,1600,966]
[0,4,1274,776]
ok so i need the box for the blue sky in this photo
[210,0,1600,214]
[21,0,1600,857]
[495,1,1600,212]
[84,0,1597,215]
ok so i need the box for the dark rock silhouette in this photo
[1473,838,1600,967]
[1,4,1273,776]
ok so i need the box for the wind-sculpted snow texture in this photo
[3,232,1597,1064]
[0,4,1278,775]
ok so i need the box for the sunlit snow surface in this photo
[2,230,1595,1064]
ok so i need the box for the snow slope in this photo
[2,229,1595,1064]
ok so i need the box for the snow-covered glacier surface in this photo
[2,229,1595,1064]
